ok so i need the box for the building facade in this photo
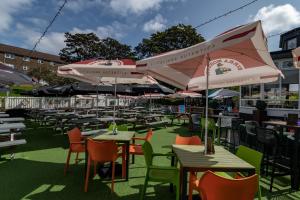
[240,28,300,117]
[0,43,65,73]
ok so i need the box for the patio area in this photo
[1,120,299,200]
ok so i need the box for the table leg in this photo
[291,128,300,190]
[125,141,130,181]
[180,167,188,200]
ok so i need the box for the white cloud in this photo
[62,0,104,13]
[16,22,127,54]
[0,0,33,32]
[250,4,300,35]
[143,14,167,32]
[110,0,163,15]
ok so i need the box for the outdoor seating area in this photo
[1,106,300,199]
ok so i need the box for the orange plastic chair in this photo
[189,136,202,145]
[190,171,258,200]
[64,127,85,175]
[84,139,118,193]
[129,129,153,164]
[175,135,192,145]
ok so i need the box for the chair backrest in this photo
[245,121,259,135]
[236,145,263,175]
[145,129,153,141]
[198,171,258,200]
[142,141,154,167]
[255,127,278,155]
[175,135,192,145]
[67,128,82,144]
[190,136,202,145]
[87,139,118,162]
[238,124,248,145]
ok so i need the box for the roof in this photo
[279,27,300,48]
[270,49,292,60]
[0,43,65,63]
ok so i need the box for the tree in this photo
[135,24,205,59]
[59,33,135,63]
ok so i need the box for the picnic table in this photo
[0,118,25,123]
[0,123,26,131]
[97,117,124,123]
[0,114,10,118]
[172,145,255,200]
[262,120,300,190]
[85,131,135,181]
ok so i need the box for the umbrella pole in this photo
[113,77,117,125]
[205,54,210,154]
[96,82,99,117]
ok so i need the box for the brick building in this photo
[0,43,65,73]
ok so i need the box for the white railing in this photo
[0,96,132,110]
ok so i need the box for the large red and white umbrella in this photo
[292,47,300,68]
[136,20,282,153]
[57,59,157,123]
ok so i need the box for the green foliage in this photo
[59,33,135,63]
[27,67,74,86]
[135,24,205,59]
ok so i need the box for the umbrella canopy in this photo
[136,20,282,154]
[136,21,281,90]
[168,90,202,98]
[208,88,239,99]
[0,63,33,85]
[292,47,300,68]
[57,59,157,85]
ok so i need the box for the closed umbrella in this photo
[137,20,282,153]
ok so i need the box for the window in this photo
[6,63,14,68]
[287,38,297,50]
[282,60,293,69]
[37,59,44,64]
[23,57,30,62]
[49,62,55,66]
[4,53,15,59]
[22,66,28,71]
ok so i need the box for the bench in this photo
[0,139,27,148]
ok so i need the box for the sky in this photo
[1,0,300,55]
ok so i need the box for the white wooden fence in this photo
[0,96,133,110]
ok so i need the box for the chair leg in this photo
[132,154,135,164]
[176,178,180,200]
[258,179,262,200]
[84,157,91,192]
[64,149,71,176]
[188,180,193,200]
[111,161,115,193]
[122,149,126,179]
[269,164,276,192]
[94,161,97,177]
[140,171,149,200]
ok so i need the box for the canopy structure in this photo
[57,59,157,85]
[168,90,202,98]
[137,20,282,153]
[292,47,300,68]
[208,88,239,99]
[57,59,158,123]
[0,63,33,85]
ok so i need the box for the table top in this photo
[0,114,10,117]
[172,145,255,171]
[93,131,135,142]
[0,123,26,130]
[0,117,25,122]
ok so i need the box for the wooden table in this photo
[172,145,255,200]
[85,131,135,181]
[262,120,300,190]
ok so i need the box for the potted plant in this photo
[253,100,267,125]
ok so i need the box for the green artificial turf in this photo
[0,121,300,200]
